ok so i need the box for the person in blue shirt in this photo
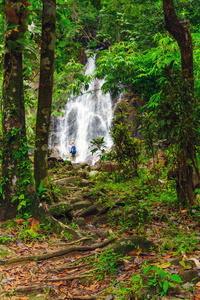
[69,141,76,163]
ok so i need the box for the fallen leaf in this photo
[129,248,142,256]
[28,218,40,232]
[196,281,200,287]
[14,219,25,225]
[155,262,171,269]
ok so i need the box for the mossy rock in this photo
[54,177,77,186]
[112,236,156,255]
[73,200,91,210]
[180,269,199,283]
[49,203,73,217]
[79,201,103,217]
[0,245,15,259]
[126,206,149,226]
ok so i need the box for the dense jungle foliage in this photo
[0,1,200,299]
[0,0,199,211]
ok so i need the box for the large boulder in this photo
[54,177,77,186]
[112,236,156,255]
[79,201,103,218]
[49,203,73,219]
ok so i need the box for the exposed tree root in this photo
[0,237,116,265]
[42,268,98,282]
[2,284,52,295]
[50,237,92,247]
[55,262,91,272]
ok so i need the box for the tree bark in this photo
[0,0,34,220]
[163,0,197,206]
[163,0,194,90]
[34,0,56,191]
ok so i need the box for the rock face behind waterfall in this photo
[49,54,115,164]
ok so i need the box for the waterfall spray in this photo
[50,54,114,164]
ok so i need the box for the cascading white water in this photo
[50,55,114,164]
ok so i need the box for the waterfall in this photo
[50,54,114,164]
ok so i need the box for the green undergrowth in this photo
[87,165,200,299]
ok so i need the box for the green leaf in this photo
[170,274,182,283]
[131,275,137,283]
[160,119,165,126]
[7,40,17,51]
[163,280,169,293]
[16,38,29,46]
[167,119,171,125]
[19,194,25,200]
[143,266,151,274]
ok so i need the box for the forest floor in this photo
[0,162,200,300]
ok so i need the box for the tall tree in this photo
[0,0,34,220]
[163,0,194,90]
[34,0,56,191]
[163,0,198,206]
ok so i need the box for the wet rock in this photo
[113,236,156,255]
[78,179,90,187]
[89,170,99,177]
[77,169,86,178]
[77,163,87,168]
[79,201,103,218]
[49,203,73,218]
[84,165,91,172]
[70,197,83,204]
[2,277,15,283]
[73,191,83,198]
[73,201,91,210]
[54,177,77,186]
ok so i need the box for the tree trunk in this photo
[163,0,194,90]
[34,0,56,191]
[176,162,197,207]
[163,0,197,206]
[0,0,34,220]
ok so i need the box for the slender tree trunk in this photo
[163,0,197,206]
[163,0,194,89]
[34,0,56,191]
[0,0,34,220]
